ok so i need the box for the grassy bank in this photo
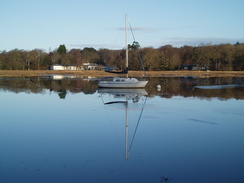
[0,70,244,78]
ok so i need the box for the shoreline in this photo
[0,70,244,78]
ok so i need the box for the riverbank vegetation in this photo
[0,70,244,78]
[0,42,244,71]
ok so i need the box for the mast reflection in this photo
[98,88,148,160]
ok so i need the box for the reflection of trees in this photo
[49,78,98,95]
[57,89,67,99]
[0,77,98,96]
[0,77,48,94]
[145,77,244,100]
[0,77,243,100]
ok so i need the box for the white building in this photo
[50,63,98,71]
[50,64,84,70]
[83,63,98,70]
[50,64,65,70]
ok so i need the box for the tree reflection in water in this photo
[0,76,243,99]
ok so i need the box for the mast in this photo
[125,14,129,77]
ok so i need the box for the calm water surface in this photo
[0,76,244,183]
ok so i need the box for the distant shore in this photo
[0,70,244,78]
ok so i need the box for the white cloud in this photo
[158,37,244,47]
[68,44,122,50]
[112,26,161,32]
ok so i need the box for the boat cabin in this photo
[113,78,138,82]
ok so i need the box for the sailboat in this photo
[98,15,148,88]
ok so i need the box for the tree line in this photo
[0,42,243,71]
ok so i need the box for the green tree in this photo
[128,41,140,50]
[57,44,67,55]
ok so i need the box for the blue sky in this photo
[1,0,244,52]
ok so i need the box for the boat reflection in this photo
[98,88,148,160]
[98,88,148,102]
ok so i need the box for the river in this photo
[0,76,244,183]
